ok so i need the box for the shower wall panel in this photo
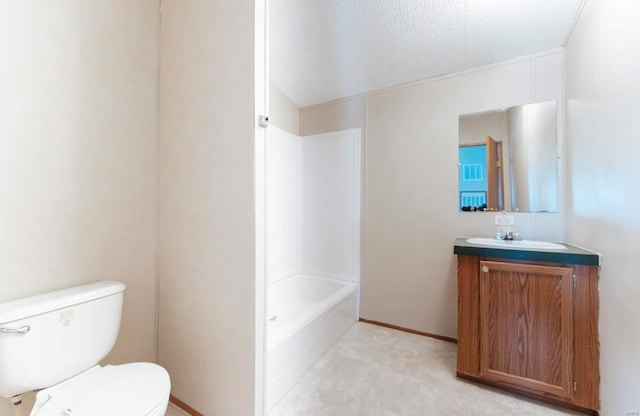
[297,129,361,283]
[266,127,300,285]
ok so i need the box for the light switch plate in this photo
[495,214,514,226]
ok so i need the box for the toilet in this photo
[0,281,170,416]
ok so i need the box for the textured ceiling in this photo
[270,0,584,108]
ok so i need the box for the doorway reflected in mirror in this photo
[458,101,558,213]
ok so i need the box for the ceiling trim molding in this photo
[299,47,564,111]
[562,0,589,47]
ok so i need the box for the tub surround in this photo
[455,241,600,414]
[266,127,361,286]
[453,238,599,266]
[264,127,362,411]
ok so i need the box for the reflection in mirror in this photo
[458,101,558,213]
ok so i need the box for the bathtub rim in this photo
[267,274,358,351]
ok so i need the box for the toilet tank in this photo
[0,281,126,398]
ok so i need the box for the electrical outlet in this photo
[495,214,514,226]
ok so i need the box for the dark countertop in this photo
[453,237,600,266]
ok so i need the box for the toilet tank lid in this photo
[0,281,126,325]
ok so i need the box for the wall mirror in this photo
[458,100,558,213]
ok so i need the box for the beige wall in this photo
[270,84,300,135]
[300,51,564,339]
[0,2,159,415]
[565,0,640,413]
[300,97,366,136]
[157,0,258,415]
[458,111,509,146]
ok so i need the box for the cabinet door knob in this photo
[481,265,489,273]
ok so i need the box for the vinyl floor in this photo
[269,322,584,416]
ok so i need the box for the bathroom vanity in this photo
[453,238,600,414]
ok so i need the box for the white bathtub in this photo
[266,274,358,412]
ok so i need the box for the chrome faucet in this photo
[504,231,514,240]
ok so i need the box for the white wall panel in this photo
[266,127,299,284]
[298,130,361,282]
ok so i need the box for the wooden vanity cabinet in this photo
[457,255,600,414]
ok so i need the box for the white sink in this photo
[466,237,567,250]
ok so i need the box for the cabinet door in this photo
[479,261,573,399]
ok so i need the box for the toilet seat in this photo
[31,363,170,416]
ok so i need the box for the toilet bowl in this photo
[31,363,170,416]
[0,281,171,416]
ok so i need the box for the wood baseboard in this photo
[359,318,457,343]
[170,395,205,416]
